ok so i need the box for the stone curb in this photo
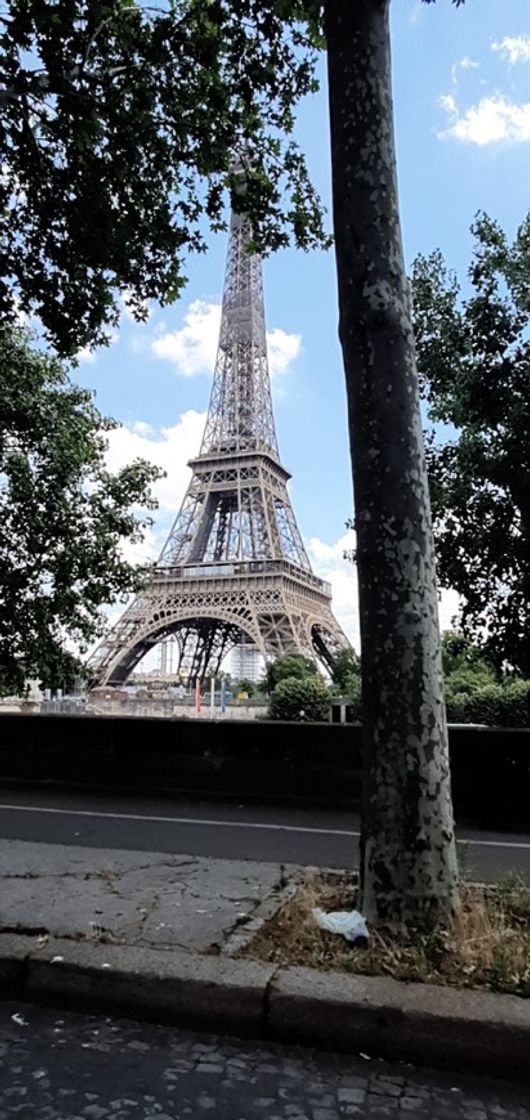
[1,934,529,1081]
[222,870,299,957]
[267,966,530,1082]
[0,935,276,1038]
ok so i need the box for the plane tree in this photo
[0,0,465,925]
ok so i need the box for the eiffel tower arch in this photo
[89,208,350,687]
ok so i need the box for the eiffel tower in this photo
[89,208,349,687]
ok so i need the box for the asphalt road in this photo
[0,786,529,882]
[2,1001,529,1120]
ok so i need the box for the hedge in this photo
[343,677,530,727]
[446,679,530,727]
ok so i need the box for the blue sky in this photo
[75,0,530,648]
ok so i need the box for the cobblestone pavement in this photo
[0,1002,528,1120]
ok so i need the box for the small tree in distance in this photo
[269,675,330,722]
[237,678,255,697]
[262,653,319,695]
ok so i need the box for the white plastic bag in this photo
[312,907,369,944]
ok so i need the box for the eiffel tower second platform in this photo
[89,209,349,686]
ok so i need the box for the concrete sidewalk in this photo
[0,838,286,952]
[1,838,529,1084]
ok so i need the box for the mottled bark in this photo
[324,0,459,926]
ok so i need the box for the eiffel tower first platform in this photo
[89,208,350,687]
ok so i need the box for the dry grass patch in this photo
[241,871,530,997]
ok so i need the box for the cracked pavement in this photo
[1,1002,529,1120]
[0,840,284,952]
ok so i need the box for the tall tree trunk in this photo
[324,0,459,926]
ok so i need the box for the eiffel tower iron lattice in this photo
[89,210,350,687]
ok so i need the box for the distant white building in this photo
[230,642,263,684]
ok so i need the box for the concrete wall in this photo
[0,714,528,829]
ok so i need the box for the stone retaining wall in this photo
[0,714,528,828]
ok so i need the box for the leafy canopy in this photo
[0,0,328,356]
[263,653,318,694]
[0,0,467,357]
[0,327,162,695]
[441,631,495,680]
[412,213,530,677]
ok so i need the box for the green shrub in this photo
[268,675,330,722]
[445,665,496,697]
[499,679,530,727]
[446,683,504,725]
[445,691,474,724]
[445,679,530,726]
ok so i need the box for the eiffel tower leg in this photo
[177,627,194,681]
[88,594,158,686]
[311,622,349,670]
[251,590,351,672]
[186,620,239,684]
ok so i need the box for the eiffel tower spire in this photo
[157,208,309,573]
[89,203,349,687]
[200,209,278,458]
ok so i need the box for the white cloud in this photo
[307,530,360,650]
[151,300,221,376]
[151,298,301,381]
[131,420,155,437]
[438,588,460,632]
[76,345,97,364]
[440,93,458,117]
[492,35,530,65]
[105,409,206,514]
[267,327,302,377]
[76,331,118,365]
[439,93,530,145]
[459,56,479,71]
[451,56,480,85]
[120,524,159,567]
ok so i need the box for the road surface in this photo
[0,786,529,881]
[1,1001,529,1120]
